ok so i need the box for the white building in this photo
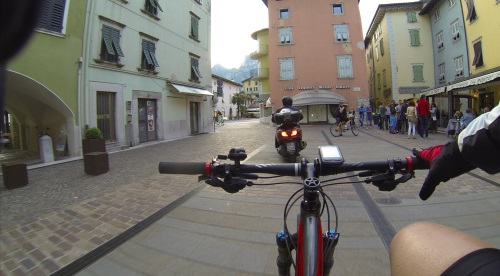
[211,74,242,119]
[84,0,213,150]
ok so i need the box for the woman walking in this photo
[406,101,418,139]
[430,103,439,133]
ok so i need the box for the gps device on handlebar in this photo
[319,145,344,166]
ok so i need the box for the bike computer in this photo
[318,145,344,166]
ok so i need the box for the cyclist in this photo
[390,102,500,275]
[216,110,223,124]
[335,102,349,134]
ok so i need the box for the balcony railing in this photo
[250,44,268,59]
[250,68,269,80]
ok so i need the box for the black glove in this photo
[418,140,476,200]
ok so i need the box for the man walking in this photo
[416,95,430,138]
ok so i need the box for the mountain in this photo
[211,55,257,84]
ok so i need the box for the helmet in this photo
[282,96,293,107]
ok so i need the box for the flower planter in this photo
[82,138,106,155]
[2,162,28,189]
[84,152,109,175]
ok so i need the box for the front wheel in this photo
[330,123,340,137]
[350,121,359,136]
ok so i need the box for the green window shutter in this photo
[142,40,153,65]
[148,42,159,67]
[413,65,423,81]
[191,17,199,38]
[110,28,124,57]
[407,12,411,22]
[380,38,385,55]
[410,30,420,46]
[38,0,66,33]
[154,0,163,12]
[102,25,115,55]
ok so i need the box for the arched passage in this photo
[4,70,78,157]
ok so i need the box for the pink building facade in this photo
[263,0,369,123]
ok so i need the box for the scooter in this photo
[273,109,307,162]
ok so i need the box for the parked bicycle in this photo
[330,117,359,137]
[159,145,428,275]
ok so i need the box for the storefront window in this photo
[307,105,327,123]
[433,94,449,128]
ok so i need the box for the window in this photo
[436,31,444,50]
[190,56,202,82]
[412,64,424,82]
[279,8,289,19]
[375,45,380,61]
[101,25,125,62]
[434,9,441,21]
[141,39,159,71]
[465,0,478,22]
[438,64,445,82]
[406,11,418,23]
[377,73,381,89]
[472,40,484,68]
[448,0,456,7]
[216,78,223,97]
[38,0,67,33]
[409,29,421,46]
[380,38,385,55]
[451,21,460,41]
[195,0,203,4]
[332,4,343,15]
[278,27,293,44]
[145,0,163,16]
[337,55,353,78]
[279,58,295,80]
[383,69,387,87]
[334,24,349,42]
[454,56,463,77]
[190,13,200,40]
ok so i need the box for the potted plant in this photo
[82,127,109,175]
[82,127,106,154]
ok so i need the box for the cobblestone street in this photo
[1,119,499,275]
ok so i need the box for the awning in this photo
[171,84,213,96]
[421,86,446,97]
[292,90,347,105]
[447,70,500,92]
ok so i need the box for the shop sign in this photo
[336,85,350,89]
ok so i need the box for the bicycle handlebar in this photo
[158,156,429,178]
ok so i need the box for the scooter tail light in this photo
[291,129,299,137]
[280,131,289,137]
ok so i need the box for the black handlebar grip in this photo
[158,162,209,175]
[408,156,430,171]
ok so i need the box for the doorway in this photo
[190,102,199,134]
[138,99,157,143]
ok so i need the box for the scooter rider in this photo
[272,96,303,123]
[272,96,306,150]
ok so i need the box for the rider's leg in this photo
[390,221,494,276]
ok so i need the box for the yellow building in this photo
[365,3,434,107]
[447,0,500,111]
[249,28,272,119]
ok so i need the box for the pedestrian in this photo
[416,95,430,138]
[400,99,408,135]
[379,103,387,130]
[358,105,366,127]
[395,100,402,133]
[366,105,373,129]
[389,110,397,134]
[406,100,418,139]
[430,102,439,134]
[386,102,392,131]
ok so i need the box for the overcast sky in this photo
[211,0,413,69]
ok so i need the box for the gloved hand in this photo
[413,141,476,200]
